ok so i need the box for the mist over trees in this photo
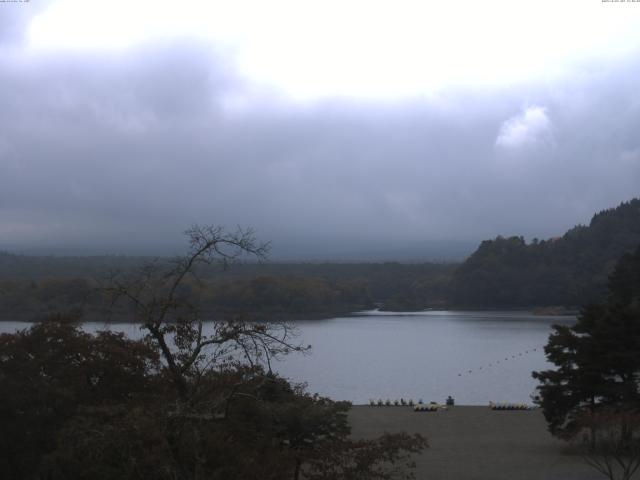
[1,198,639,321]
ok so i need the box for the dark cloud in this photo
[1,24,640,259]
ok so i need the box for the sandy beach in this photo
[349,406,604,480]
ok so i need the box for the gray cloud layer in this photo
[1,7,639,259]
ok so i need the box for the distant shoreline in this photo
[0,307,578,324]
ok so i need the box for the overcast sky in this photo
[1,0,640,259]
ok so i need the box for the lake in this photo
[0,310,574,405]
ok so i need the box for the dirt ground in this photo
[349,406,606,480]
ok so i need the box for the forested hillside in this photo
[450,199,640,308]
[0,254,453,320]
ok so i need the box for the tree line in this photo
[0,255,453,320]
[1,198,639,318]
[450,198,640,308]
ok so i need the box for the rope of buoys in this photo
[368,398,451,411]
[456,345,544,377]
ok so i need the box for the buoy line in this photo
[456,346,542,377]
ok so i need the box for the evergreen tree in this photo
[532,245,640,439]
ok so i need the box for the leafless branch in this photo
[99,225,303,400]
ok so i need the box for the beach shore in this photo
[349,405,602,480]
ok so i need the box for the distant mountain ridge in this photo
[450,198,640,308]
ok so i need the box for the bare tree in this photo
[579,409,640,480]
[104,225,308,399]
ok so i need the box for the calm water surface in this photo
[1,310,574,405]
